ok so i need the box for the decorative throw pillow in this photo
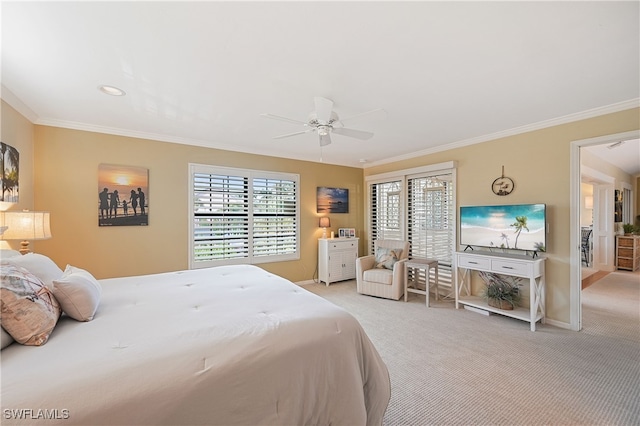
[53,265,102,321]
[4,253,64,290]
[0,264,61,346]
[374,247,403,270]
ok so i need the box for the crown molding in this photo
[364,98,640,169]
[0,84,39,123]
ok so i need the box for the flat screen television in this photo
[460,204,546,253]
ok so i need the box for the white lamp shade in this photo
[0,211,52,241]
[585,196,593,210]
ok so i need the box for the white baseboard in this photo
[295,279,316,286]
[543,318,572,330]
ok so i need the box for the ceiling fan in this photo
[261,97,382,147]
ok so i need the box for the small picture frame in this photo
[339,228,355,238]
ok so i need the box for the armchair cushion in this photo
[374,247,404,270]
[363,268,394,285]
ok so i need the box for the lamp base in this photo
[19,240,30,255]
[322,228,327,239]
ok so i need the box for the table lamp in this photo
[319,217,330,239]
[0,211,52,254]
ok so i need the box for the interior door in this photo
[592,183,615,271]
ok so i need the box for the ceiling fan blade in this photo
[260,113,307,126]
[319,133,332,146]
[273,129,314,139]
[314,97,334,123]
[336,108,386,124]
[332,127,374,140]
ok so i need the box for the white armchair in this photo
[356,240,410,300]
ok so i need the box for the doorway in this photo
[570,130,640,331]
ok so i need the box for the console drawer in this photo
[491,259,530,276]
[457,255,491,270]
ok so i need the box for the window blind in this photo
[369,180,403,254]
[190,165,299,268]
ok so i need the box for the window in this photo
[407,173,455,290]
[189,164,299,269]
[366,162,456,292]
[622,185,633,224]
[370,180,403,252]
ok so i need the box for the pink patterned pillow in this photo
[0,264,61,346]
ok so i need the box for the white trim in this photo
[0,84,39,123]
[582,166,615,184]
[366,99,640,168]
[188,163,300,269]
[544,318,572,330]
[570,129,640,331]
[365,161,457,183]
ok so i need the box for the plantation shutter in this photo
[369,180,403,254]
[407,173,454,291]
[190,164,299,268]
[193,172,249,262]
[252,177,297,257]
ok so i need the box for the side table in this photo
[404,258,439,307]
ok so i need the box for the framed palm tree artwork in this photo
[0,142,19,204]
[98,164,149,226]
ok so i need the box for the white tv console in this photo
[454,251,546,331]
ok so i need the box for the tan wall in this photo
[33,126,364,281]
[364,107,640,324]
[0,101,35,249]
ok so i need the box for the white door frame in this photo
[570,130,640,331]
[582,166,616,271]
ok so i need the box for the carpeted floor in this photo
[304,271,640,425]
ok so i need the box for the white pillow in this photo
[5,253,63,290]
[52,265,102,321]
[0,249,21,260]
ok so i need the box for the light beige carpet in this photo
[304,272,639,425]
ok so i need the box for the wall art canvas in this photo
[317,187,349,213]
[98,164,148,226]
[0,142,19,203]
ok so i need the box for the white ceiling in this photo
[2,1,639,169]
[584,138,640,176]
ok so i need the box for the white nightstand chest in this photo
[318,238,359,286]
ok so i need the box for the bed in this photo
[0,254,390,425]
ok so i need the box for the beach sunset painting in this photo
[98,164,149,226]
[460,204,546,252]
[317,187,349,213]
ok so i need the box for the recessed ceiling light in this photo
[98,85,125,96]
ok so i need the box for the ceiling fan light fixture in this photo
[318,125,330,136]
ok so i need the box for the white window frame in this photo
[189,163,300,269]
[365,161,457,253]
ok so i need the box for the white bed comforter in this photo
[1,265,390,425]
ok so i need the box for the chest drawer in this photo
[329,240,358,251]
